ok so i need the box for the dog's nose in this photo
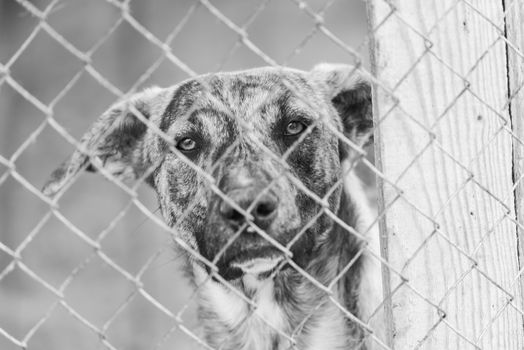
[219,189,278,230]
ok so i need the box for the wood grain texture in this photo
[504,0,524,332]
[369,0,524,348]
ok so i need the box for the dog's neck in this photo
[191,188,367,350]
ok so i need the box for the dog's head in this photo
[43,64,372,280]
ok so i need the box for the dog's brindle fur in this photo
[43,64,384,349]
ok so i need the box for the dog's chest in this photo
[196,268,291,350]
[196,272,350,350]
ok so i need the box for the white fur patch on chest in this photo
[246,275,285,331]
[194,265,248,327]
[302,304,348,350]
[195,265,289,350]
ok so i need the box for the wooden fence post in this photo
[368,0,524,348]
[504,0,524,328]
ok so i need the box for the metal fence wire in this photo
[0,0,523,349]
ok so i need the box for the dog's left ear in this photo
[310,63,373,150]
[42,87,167,197]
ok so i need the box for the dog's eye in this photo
[284,121,307,136]
[177,137,197,152]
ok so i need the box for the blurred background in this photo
[0,0,372,349]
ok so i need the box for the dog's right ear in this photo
[42,87,167,197]
[310,63,373,150]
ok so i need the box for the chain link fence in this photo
[0,0,523,349]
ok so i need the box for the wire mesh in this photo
[0,0,523,349]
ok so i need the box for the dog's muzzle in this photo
[215,185,283,279]
[207,160,297,280]
[216,240,285,280]
[230,255,284,275]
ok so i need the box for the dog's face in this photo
[43,64,372,280]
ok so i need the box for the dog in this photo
[43,64,384,350]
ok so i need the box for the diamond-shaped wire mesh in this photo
[0,0,523,349]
